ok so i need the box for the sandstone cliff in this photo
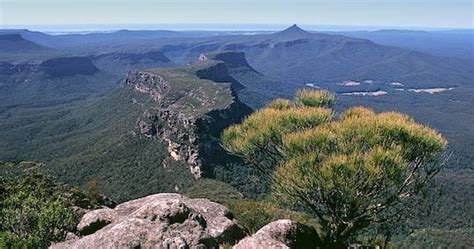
[125,57,252,179]
[0,56,99,78]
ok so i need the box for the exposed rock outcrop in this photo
[51,193,246,249]
[233,219,321,249]
[125,71,170,101]
[125,58,252,179]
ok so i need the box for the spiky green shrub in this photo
[222,104,332,175]
[295,89,335,108]
[225,199,321,235]
[266,98,293,110]
[221,90,446,248]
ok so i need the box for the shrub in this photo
[0,162,107,248]
[221,90,447,248]
[225,199,320,234]
[295,89,335,108]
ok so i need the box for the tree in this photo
[221,89,447,248]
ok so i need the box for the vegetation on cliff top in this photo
[145,61,235,117]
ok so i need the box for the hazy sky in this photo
[1,0,473,30]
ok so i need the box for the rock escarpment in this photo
[199,51,260,75]
[51,193,246,249]
[92,50,175,75]
[125,57,252,179]
[0,56,99,78]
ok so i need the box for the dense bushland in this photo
[0,162,112,248]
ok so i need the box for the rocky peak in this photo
[278,24,310,36]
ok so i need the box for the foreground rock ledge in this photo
[51,193,246,249]
[233,219,321,249]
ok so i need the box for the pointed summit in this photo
[280,24,308,35]
[274,24,311,39]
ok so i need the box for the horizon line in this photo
[1,23,473,32]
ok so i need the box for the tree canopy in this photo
[222,89,447,248]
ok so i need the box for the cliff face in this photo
[0,57,99,78]
[125,71,169,101]
[124,57,252,179]
[199,51,261,76]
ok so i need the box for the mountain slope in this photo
[0,34,48,52]
[200,51,288,108]
[161,25,473,89]
[92,51,176,75]
[0,56,252,202]
[334,29,474,59]
[0,56,116,109]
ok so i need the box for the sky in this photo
[1,0,473,31]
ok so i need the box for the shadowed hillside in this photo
[0,33,48,52]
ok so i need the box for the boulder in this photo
[233,219,321,249]
[51,193,246,249]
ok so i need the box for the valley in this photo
[0,25,473,248]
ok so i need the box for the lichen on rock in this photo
[50,193,246,249]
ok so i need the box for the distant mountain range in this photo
[334,29,474,59]
[0,33,49,52]
[155,25,473,89]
